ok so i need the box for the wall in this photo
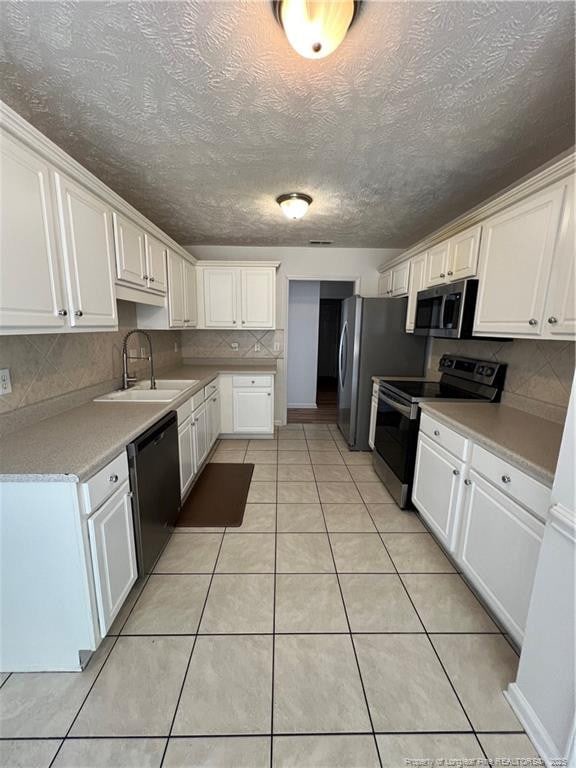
[428,337,575,423]
[185,245,399,420]
[287,282,321,408]
[0,302,182,436]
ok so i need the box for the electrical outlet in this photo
[274,342,281,352]
[0,368,12,395]
[254,342,261,352]
[230,342,239,351]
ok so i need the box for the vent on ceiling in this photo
[309,240,333,245]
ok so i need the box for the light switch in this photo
[0,368,12,395]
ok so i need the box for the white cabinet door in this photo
[88,481,138,636]
[241,268,275,328]
[55,173,117,328]
[424,242,450,287]
[233,389,273,433]
[208,391,221,448]
[447,225,481,282]
[0,132,66,330]
[203,268,239,327]
[378,270,393,296]
[473,186,565,337]
[178,418,194,497]
[192,402,209,468]
[167,251,185,328]
[406,252,426,333]
[544,180,575,337]
[391,262,410,297]
[457,470,544,644]
[368,394,378,450]
[145,235,167,294]
[183,261,198,328]
[112,212,147,287]
[412,433,464,552]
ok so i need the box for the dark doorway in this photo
[316,298,341,417]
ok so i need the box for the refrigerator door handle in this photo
[338,321,348,388]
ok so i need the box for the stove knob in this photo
[477,366,484,374]
[484,367,494,376]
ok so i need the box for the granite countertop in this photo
[0,362,276,483]
[419,401,563,486]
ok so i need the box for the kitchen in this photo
[0,2,575,767]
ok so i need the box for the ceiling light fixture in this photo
[273,0,360,60]
[277,192,313,220]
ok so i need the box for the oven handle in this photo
[439,294,448,330]
[378,390,414,419]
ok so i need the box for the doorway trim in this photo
[282,275,361,425]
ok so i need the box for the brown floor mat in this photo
[175,463,254,528]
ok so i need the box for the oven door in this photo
[373,389,419,507]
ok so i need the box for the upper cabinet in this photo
[378,262,409,298]
[405,252,427,333]
[145,234,167,294]
[424,241,451,287]
[138,249,197,330]
[201,265,276,330]
[112,212,147,288]
[183,259,198,328]
[473,184,566,338]
[423,225,481,288]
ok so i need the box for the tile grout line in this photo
[304,427,384,768]
[158,530,227,768]
[270,428,279,768]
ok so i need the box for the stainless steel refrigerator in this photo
[338,296,427,450]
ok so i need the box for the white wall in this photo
[287,281,320,408]
[185,245,400,421]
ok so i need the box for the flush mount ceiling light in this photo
[273,0,360,60]
[277,192,313,220]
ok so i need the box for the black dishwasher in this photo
[127,411,180,574]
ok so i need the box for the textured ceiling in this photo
[0,1,574,248]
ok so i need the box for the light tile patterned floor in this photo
[0,424,542,767]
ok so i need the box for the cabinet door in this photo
[55,173,117,328]
[412,434,464,552]
[183,261,198,328]
[241,268,275,328]
[203,268,239,327]
[424,242,450,287]
[192,403,209,468]
[0,132,66,329]
[368,395,378,450]
[447,225,481,282]
[233,389,273,433]
[391,262,410,297]
[406,253,426,332]
[178,419,194,497]
[145,235,167,294]
[112,212,147,287]
[544,180,575,337]
[167,251,185,328]
[457,470,544,644]
[88,482,138,636]
[378,270,393,296]
[473,186,565,337]
[208,391,221,448]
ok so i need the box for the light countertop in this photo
[0,362,276,483]
[419,401,564,486]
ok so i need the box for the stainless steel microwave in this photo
[414,279,478,338]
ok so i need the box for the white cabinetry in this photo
[425,241,451,287]
[112,212,147,288]
[192,402,209,468]
[241,268,276,328]
[168,250,186,327]
[144,234,167,294]
[542,178,575,337]
[406,252,427,333]
[448,225,481,281]
[378,270,392,297]
[183,259,198,327]
[200,265,277,329]
[176,380,221,499]
[55,172,117,328]
[137,251,197,330]
[378,263,410,298]
[87,479,137,635]
[369,382,378,450]
[473,185,566,338]
[203,267,239,327]
[232,376,274,434]
[178,417,195,496]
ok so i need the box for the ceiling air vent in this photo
[309,240,333,245]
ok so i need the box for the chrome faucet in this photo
[122,329,156,390]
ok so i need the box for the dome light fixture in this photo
[276,192,313,220]
[273,0,360,60]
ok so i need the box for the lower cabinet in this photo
[457,470,544,644]
[178,417,195,496]
[207,390,221,446]
[233,387,274,433]
[192,401,209,468]
[412,433,465,552]
[87,479,137,635]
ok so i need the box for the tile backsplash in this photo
[0,302,181,435]
[180,329,284,361]
[428,338,575,423]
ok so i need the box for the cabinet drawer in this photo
[177,397,193,424]
[471,444,551,522]
[204,380,218,401]
[192,390,206,410]
[232,375,273,388]
[420,413,468,460]
[84,452,129,514]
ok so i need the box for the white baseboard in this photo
[287,403,317,409]
[505,683,562,763]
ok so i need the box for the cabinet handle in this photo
[433,429,440,436]
[74,310,83,317]
[58,308,68,316]
[212,397,217,402]
[547,316,558,324]
[233,320,237,324]
[440,272,446,278]
[267,393,271,396]
[528,318,538,326]
[142,274,148,280]
[501,475,511,484]
[452,469,460,476]
[109,473,119,483]
[464,479,471,486]
[149,277,155,283]
[447,270,453,276]
[184,319,190,323]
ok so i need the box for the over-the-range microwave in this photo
[414,279,478,339]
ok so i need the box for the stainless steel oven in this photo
[414,279,478,338]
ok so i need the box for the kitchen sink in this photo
[94,388,184,403]
[150,379,199,390]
